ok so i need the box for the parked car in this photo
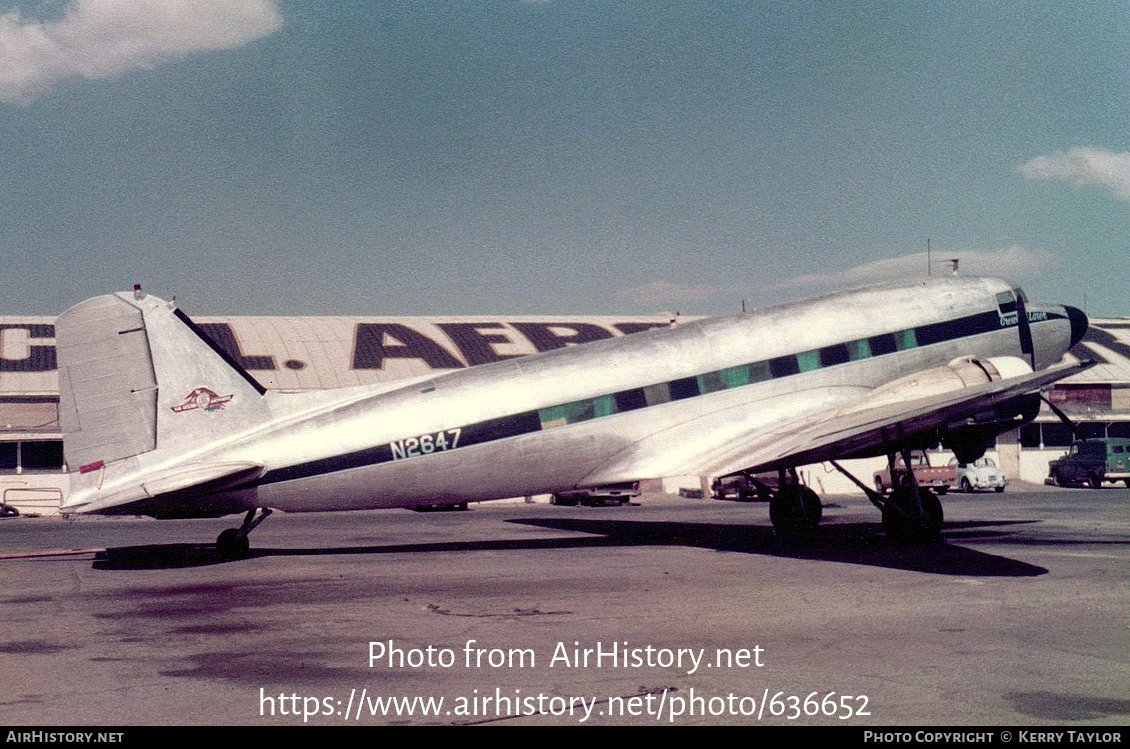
[873,450,954,494]
[410,502,469,512]
[948,456,1007,493]
[551,482,640,507]
[1047,438,1130,488]
[712,472,777,501]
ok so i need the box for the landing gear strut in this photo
[768,468,822,536]
[216,508,272,560]
[830,451,944,544]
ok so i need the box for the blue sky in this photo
[1,1,1127,317]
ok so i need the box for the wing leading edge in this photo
[581,357,1094,485]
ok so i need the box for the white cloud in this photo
[617,246,1058,307]
[1019,147,1130,201]
[0,0,283,105]
[769,246,1057,293]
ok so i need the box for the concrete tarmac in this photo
[0,487,1127,726]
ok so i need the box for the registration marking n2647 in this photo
[389,428,462,461]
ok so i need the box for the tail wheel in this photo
[216,528,250,560]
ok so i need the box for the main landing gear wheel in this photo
[881,487,943,544]
[215,508,272,560]
[769,485,822,537]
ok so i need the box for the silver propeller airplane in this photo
[57,276,1090,558]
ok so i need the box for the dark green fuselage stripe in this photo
[259,309,1062,486]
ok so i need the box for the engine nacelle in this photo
[842,356,1033,415]
[838,356,1039,463]
[943,390,1042,463]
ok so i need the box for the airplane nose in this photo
[1065,306,1088,348]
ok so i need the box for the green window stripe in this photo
[796,350,820,372]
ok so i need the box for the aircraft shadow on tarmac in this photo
[91,518,1047,576]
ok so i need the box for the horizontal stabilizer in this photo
[62,461,264,515]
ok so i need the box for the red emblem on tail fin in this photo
[171,387,234,413]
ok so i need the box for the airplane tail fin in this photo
[57,289,270,511]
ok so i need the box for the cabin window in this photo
[698,364,750,393]
[796,350,820,372]
[868,333,898,356]
[770,355,800,378]
[748,360,772,383]
[896,329,918,351]
[668,377,700,401]
[643,383,672,406]
[819,343,850,367]
[613,389,647,412]
[847,339,872,361]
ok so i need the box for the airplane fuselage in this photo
[60,276,1084,519]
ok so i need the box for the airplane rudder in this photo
[56,294,159,470]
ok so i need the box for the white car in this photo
[948,457,1007,493]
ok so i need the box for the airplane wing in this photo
[580,357,1094,485]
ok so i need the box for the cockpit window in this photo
[1013,287,1028,303]
[995,291,1017,314]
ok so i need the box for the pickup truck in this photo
[873,451,954,494]
[1047,438,1130,488]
